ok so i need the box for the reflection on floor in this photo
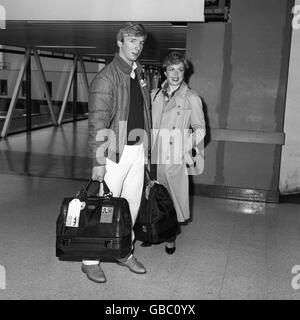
[0,121,90,180]
[0,121,300,300]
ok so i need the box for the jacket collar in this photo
[112,53,142,76]
[160,80,189,99]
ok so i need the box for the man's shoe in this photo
[81,264,107,283]
[117,255,147,274]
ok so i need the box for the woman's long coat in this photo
[151,81,206,222]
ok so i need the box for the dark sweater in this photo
[127,74,144,145]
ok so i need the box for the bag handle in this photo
[101,180,113,197]
[76,179,112,200]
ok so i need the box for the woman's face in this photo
[164,62,185,88]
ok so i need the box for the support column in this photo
[78,57,89,98]
[1,49,31,138]
[78,57,89,114]
[58,56,78,125]
[32,49,57,125]
[73,60,78,121]
[26,55,31,131]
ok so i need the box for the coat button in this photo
[172,126,176,130]
[169,141,173,145]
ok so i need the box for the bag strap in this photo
[152,88,162,102]
[145,166,152,181]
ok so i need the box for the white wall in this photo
[279,0,300,194]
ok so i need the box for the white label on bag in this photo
[100,206,114,223]
[66,199,82,227]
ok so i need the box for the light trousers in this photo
[83,144,145,265]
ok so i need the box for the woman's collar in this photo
[161,80,187,98]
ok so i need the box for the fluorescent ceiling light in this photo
[85,53,114,56]
[36,46,97,49]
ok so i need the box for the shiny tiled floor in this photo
[0,121,90,180]
[0,122,300,300]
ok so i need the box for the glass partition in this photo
[0,47,102,135]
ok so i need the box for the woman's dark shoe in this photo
[165,241,176,255]
[141,241,152,247]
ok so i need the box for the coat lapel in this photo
[151,82,189,151]
[174,82,188,108]
[163,96,176,113]
[163,81,189,112]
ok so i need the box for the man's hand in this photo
[92,165,107,182]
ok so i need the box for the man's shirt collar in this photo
[131,62,137,79]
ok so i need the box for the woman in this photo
[150,52,206,254]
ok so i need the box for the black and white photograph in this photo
[0,0,300,305]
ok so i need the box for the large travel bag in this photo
[56,180,132,261]
[134,168,179,244]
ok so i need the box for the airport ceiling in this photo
[0,20,188,64]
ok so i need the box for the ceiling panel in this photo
[0,21,187,63]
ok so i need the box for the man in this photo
[82,22,151,283]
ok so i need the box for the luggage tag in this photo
[66,199,84,228]
[100,206,114,223]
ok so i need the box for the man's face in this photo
[118,35,145,65]
[164,62,185,87]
